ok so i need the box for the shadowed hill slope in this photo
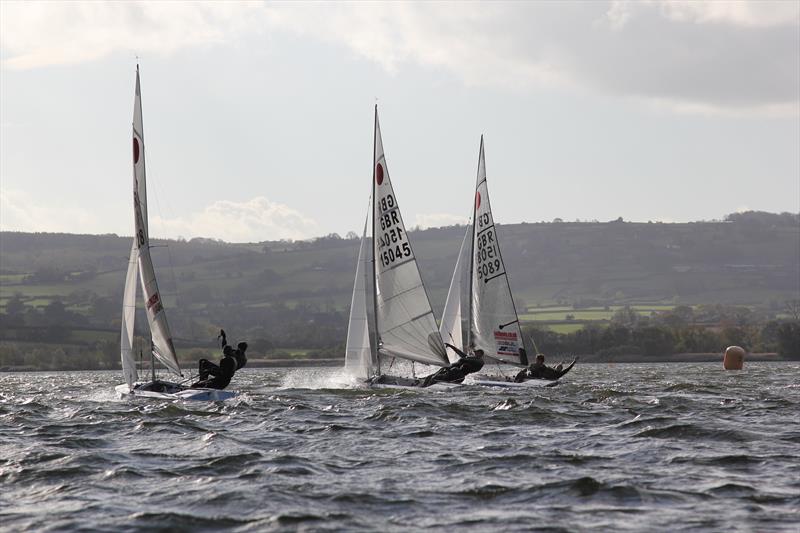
[1,211,797,347]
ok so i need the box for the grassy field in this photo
[521,310,615,321]
[541,323,588,334]
[519,304,680,330]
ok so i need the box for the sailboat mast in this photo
[371,105,381,376]
[467,136,482,352]
[150,341,156,383]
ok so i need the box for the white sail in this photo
[131,66,182,377]
[120,239,139,388]
[344,205,374,379]
[439,224,471,362]
[372,108,448,367]
[469,137,528,366]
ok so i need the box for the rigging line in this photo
[494,360,509,378]
[528,334,541,355]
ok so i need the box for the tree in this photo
[785,299,800,321]
[675,327,720,353]
[600,325,631,350]
[611,305,640,327]
[5,294,26,316]
[659,305,694,328]
[633,326,675,357]
[43,299,69,326]
[776,322,800,359]
[720,326,753,351]
[1,294,27,327]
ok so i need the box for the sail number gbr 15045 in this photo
[376,194,411,267]
[475,214,504,282]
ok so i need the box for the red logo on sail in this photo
[146,292,162,314]
[376,163,384,185]
[476,191,481,209]
[133,138,140,164]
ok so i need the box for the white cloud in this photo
[658,1,800,28]
[151,196,318,242]
[255,2,800,117]
[602,1,800,30]
[640,97,800,118]
[0,1,262,69]
[0,188,317,242]
[2,1,797,116]
[0,187,101,233]
[414,213,468,229]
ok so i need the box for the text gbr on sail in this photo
[377,193,411,268]
[476,213,505,283]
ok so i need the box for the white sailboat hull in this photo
[363,375,462,391]
[115,382,237,401]
[468,376,559,388]
[368,381,462,391]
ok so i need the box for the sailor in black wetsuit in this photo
[421,345,485,387]
[192,346,236,390]
[234,342,248,370]
[514,354,563,382]
[218,329,248,371]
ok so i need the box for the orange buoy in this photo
[723,346,745,370]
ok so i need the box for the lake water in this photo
[1,363,798,532]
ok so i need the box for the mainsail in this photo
[439,225,471,363]
[130,65,181,377]
[372,108,448,367]
[344,206,374,379]
[468,137,528,366]
[120,240,139,388]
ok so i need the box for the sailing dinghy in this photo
[344,107,457,390]
[115,66,235,402]
[439,137,566,388]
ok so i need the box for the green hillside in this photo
[1,210,798,367]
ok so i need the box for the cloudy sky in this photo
[1,1,798,242]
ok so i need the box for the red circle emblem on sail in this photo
[376,163,384,185]
[133,138,140,164]
[476,191,481,209]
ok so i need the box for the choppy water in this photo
[1,363,798,532]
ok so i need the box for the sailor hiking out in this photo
[420,344,485,387]
[514,353,576,382]
[192,329,247,390]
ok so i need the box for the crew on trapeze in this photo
[514,353,576,382]
[420,344,485,387]
[192,329,248,390]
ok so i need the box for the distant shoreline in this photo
[576,352,788,364]
[0,354,795,373]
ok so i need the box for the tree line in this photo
[523,305,800,360]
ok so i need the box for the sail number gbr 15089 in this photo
[376,194,411,267]
[475,213,504,282]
